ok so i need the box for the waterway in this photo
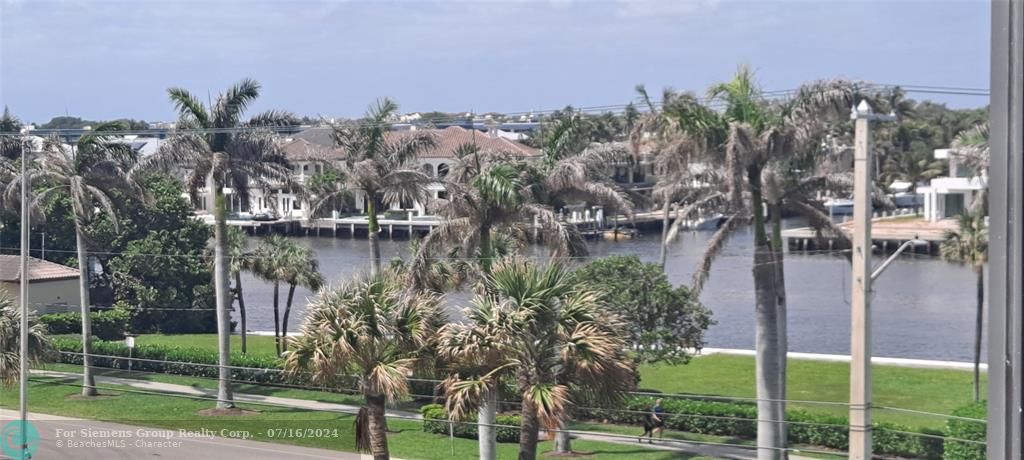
[236,218,984,362]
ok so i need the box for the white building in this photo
[917,148,986,222]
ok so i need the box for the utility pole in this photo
[19,139,30,459]
[848,100,894,460]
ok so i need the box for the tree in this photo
[0,106,27,161]
[143,78,299,408]
[441,258,634,459]
[942,214,988,401]
[226,227,251,353]
[250,235,323,356]
[16,127,140,397]
[690,67,858,458]
[880,148,945,188]
[633,85,727,269]
[572,255,713,364]
[311,98,435,276]
[0,294,51,386]
[950,122,990,213]
[284,269,445,460]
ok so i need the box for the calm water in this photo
[236,219,985,362]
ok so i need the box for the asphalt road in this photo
[0,410,360,460]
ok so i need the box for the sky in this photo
[0,0,990,123]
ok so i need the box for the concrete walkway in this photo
[32,370,828,459]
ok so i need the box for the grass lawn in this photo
[639,354,983,429]
[1,377,697,460]
[59,333,979,429]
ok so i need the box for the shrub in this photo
[944,402,986,460]
[41,310,130,340]
[421,404,520,443]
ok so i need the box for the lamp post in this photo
[19,136,30,459]
[848,100,895,460]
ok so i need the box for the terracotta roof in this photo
[0,256,79,282]
[283,126,538,162]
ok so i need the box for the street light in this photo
[871,237,928,281]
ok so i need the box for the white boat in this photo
[824,198,854,216]
[679,213,725,230]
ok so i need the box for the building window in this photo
[423,163,435,177]
[437,191,448,200]
[437,163,449,178]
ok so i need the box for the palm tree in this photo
[312,98,436,276]
[226,227,252,354]
[941,213,988,401]
[0,106,26,161]
[412,144,587,286]
[633,85,727,269]
[879,149,945,189]
[441,258,634,460]
[950,122,990,213]
[17,129,139,396]
[250,235,323,356]
[0,294,50,386]
[284,269,444,460]
[689,68,859,458]
[143,78,298,408]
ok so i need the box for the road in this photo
[0,409,360,460]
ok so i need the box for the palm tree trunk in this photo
[768,203,788,452]
[367,198,381,276]
[749,172,784,460]
[478,387,498,460]
[235,271,247,355]
[554,412,572,454]
[213,191,234,408]
[659,199,670,270]
[281,283,296,354]
[365,393,390,460]
[518,397,540,460]
[480,224,492,273]
[973,265,984,401]
[272,281,281,356]
[75,226,97,397]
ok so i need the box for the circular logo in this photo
[1,420,39,459]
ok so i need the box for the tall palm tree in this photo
[143,79,298,408]
[226,227,252,354]
[284,269,444,460]
[250,235,323,356]
[950,122,990,213]
[313,98,436,276]
[941,213,988,401]
[441,258,633,460]
[0,294,51,386]
[412,144,587,285]
[879,149,945,189]
[17,129,139,396]
[689,68,859,458]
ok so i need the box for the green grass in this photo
[639,354,983,429]
[58,333,980,429]
[2,377,693,459]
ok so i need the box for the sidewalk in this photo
[32,370,827,459]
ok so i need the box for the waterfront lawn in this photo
[639,354,984,429]
[1,377,695,460]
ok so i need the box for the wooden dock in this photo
[782,214,956,255]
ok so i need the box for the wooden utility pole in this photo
[848,100,894,460]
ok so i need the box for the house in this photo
[204,126,540,220]
[0,256,81,315]
[917,148,987,222]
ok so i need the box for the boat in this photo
[824,198,854,216]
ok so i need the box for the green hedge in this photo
[577,396,943,459]
[421,404,520,443]
[51,338,440,398]
[944,402,986,460]
[41,310,130,341]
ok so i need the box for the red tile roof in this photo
[282,126,538,162]
[0,256,79,282]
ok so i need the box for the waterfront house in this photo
[917,148,987,222]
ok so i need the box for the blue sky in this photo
[0,0,990,123]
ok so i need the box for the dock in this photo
[782,213,956,255]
